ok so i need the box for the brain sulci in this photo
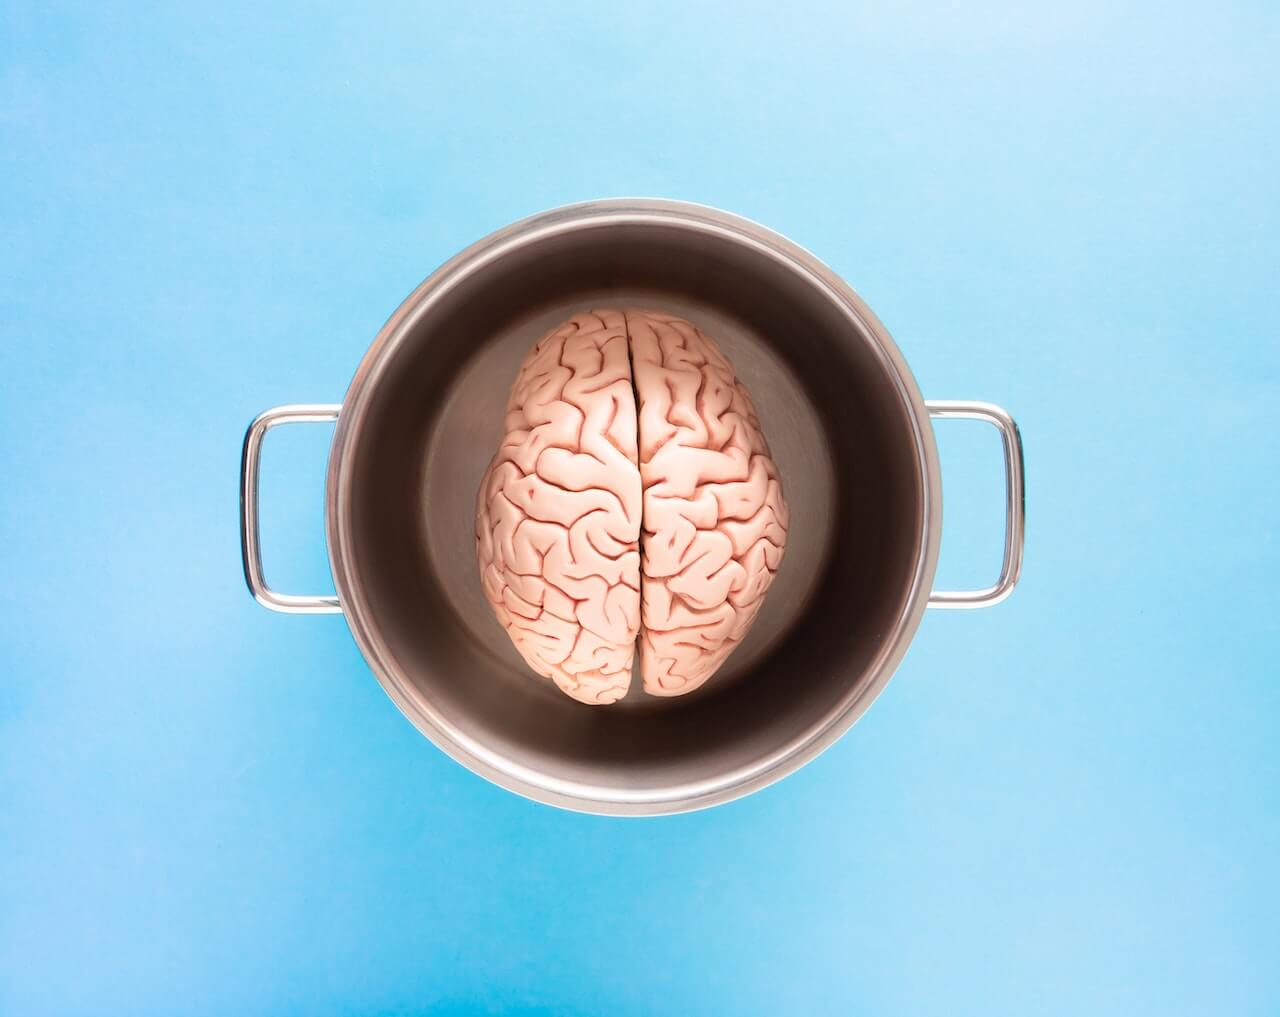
[475,309,789,705]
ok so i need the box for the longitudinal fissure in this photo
[623,310,648,684]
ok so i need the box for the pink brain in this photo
[475,309,789,705]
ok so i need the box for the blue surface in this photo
[2,2,1278,1014]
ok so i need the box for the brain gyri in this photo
[475,309,789,705]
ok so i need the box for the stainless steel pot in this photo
[239,199,1025,815]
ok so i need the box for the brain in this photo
[475,309,789,705]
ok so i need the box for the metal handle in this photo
[926,401,1025,609]
[240,404,344,614]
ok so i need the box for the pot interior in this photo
[336,215,927,807]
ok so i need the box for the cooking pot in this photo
[239,199,1025,815]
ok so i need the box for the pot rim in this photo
[324,198,942,815]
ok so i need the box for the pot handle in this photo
[240,404,344,614]
[925,401,1025,609]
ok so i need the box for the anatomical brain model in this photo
[475,309,789,705]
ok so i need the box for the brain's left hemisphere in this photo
[474,311,643,704]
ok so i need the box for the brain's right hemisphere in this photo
[629,311,790,696]
[475,309,789,704]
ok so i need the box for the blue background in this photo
[2,2,1277,1014]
